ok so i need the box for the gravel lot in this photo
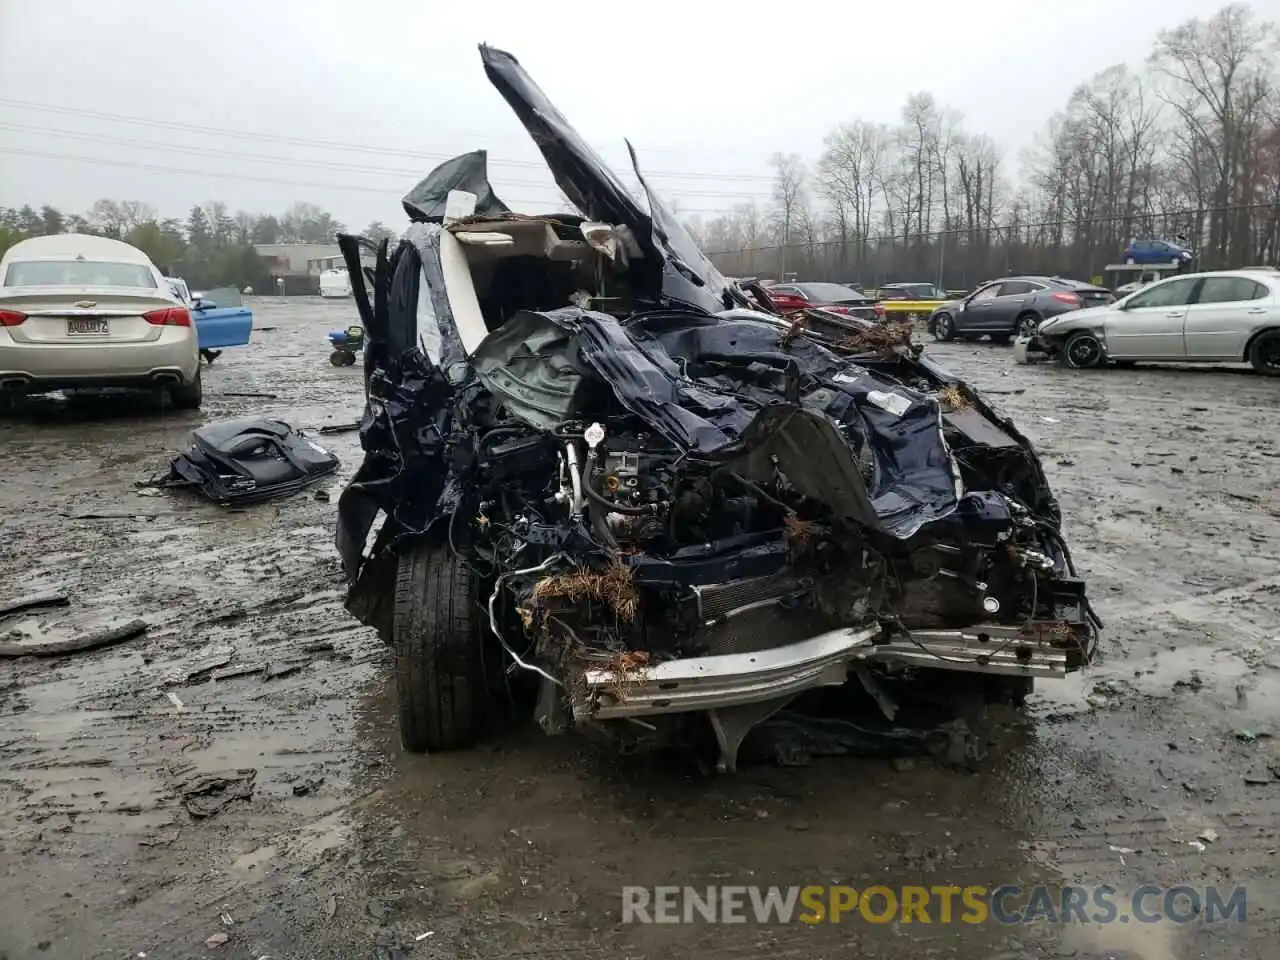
[1,297,1278,960]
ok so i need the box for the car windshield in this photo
[3,260,156,288]
[795,282,866,302]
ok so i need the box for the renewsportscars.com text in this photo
[621,884,1247,925]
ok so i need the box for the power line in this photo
[0,121,773,202]
[0,98,775,184]
[0,146,746,216]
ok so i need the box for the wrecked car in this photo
[333,45,1101,772]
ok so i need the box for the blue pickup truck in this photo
[165,277,253,362]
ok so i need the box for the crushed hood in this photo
[479,44,730,315]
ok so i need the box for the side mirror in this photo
[192,299,215,311]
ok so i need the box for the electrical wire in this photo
[0,97,775,183]
[0,121,774,202]
[0,147,749,217]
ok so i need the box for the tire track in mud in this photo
[0,299,392,957]
[2,312,1280,959]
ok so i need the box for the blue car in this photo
[1124,239,1194,265]
[165,278,254,363]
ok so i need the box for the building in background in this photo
[253,242,375,295]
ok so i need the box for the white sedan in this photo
[0,234,202,407]
[1017,267,1280,376]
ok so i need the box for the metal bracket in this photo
[534,676,569,735]
[853,665,898,721]
[708,696,795,774]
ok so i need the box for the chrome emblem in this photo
[73,300,97,308]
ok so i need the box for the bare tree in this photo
[89,199,126,238]
[816,120,890,269]
[900,92,941,242]
[1150,3,1278,262]
[118,200,157,232]
[768,152,808,274]
[233,211,256,244]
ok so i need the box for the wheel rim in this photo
[1019,316,1038,336]
[935,316,951,339]
[1068,335,1102,368]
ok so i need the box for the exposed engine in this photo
[460,394,1096,692]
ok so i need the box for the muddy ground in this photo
[1,297,1278,960]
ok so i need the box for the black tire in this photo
[1016,313,1041,337]
[342,351,357,367]
[393,541,489,753]
[1247,329,1280,376]
[169,370,202,410]
[933,313,956,342]
[1059,331,1105,369]
[329,350,346,367]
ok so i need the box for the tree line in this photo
[690,3,1280,287]
[0,200,399,291]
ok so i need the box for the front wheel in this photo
[393,541,491,753]
[1059,331,1105,369]
[933,313,956,342]
[1248,329,1280,376]
[1017,313,1041,337]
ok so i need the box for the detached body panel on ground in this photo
[0,235,201,407]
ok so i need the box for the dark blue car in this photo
[1124,239,1194,265]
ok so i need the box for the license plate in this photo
[67,317,109,336]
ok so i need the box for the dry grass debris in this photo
[532,561,639,621]
[938,386,970,411]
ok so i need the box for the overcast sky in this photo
[1,0,1273,233]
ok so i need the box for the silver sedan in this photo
[0,234,202,406]
[1016,268,1280,376]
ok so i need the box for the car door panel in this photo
[1106,277,1200,359]
[986,281,1023,329]
[958,283,1001,331]
[1183,277,1272,360]
[193,304,254,349]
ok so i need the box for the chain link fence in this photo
[707,204,1280,290]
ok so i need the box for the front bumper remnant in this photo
[575,627,881,721]
[1013,335,1050,364]
[574,621,1075,723]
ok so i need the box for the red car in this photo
[764,281,885,322]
